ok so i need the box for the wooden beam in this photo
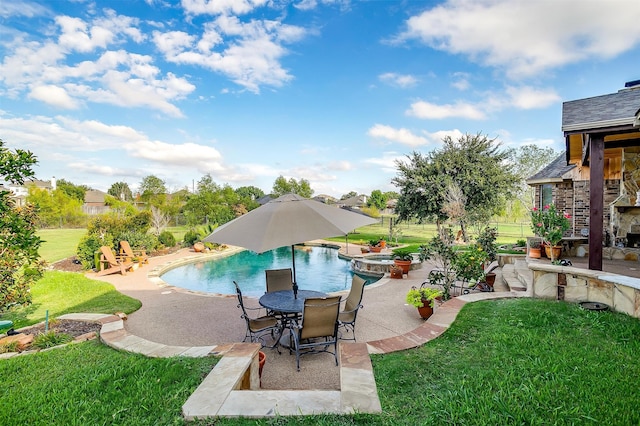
[588,134,604,271]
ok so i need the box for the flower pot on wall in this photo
[529,247,541,258]
[369,246,383,253]
[394,259,412,274]
[544,245,562,261]
[390,266,403,279]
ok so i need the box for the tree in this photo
[108,181,133,202]
[183,174,236,226]
[56,178,89,202]
[235,186,263,211]
[138,175,167,207]
[27,186,85,228]
[507,145,559,219]
[272,175,313,198]
[393,133,519,239]
[0,139,44,311]
[368,190,387,210]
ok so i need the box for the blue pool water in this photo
[161,246,378,297]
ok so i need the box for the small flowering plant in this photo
[454,244,488,283]
[531,204,571,246]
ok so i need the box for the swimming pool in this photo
[160,246,379,297]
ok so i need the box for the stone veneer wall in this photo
[529,263,640,319]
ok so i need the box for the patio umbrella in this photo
[203,193,378,297]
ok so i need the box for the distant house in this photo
[313,194,337,204]
[83,190,110,215]
[0,177,56,207]
[337,194,368,210]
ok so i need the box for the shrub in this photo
[183,230,199,246]
[157,231,176,248]
[32,331,72,349]
[516,239,527,247]
[0,341,20,353]
[117,230,157,252]
[76,234,109,269]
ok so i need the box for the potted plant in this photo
[378,237,387,249]
[453,245,488,285]
[531,204,571,262]
[419,229,458,301]
[392,247,414,274]
[528,239,542,258]
[389,265,403,279]
[369,239,383,253]
[406,285,443,319]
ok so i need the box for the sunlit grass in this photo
[37,228,86,263]
[2,271,141,329]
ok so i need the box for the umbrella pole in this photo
[291,245,298,299]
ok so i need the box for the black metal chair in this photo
[289,296,341,371]
[338,275,366,341]
[233,281,279,347]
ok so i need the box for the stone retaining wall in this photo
[528,263,640,318]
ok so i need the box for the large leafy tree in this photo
[27,186,85,228]
[56,178,89,202]
[393,133,518,239]
[183,174,237,226]
[368,190,387,210]
[235,185,264,211]
[508,145,559,218]
[0,139,44,310]
[271,175,313,198]
[138,175,167,207]
[107,181,133,202]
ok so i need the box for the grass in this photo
[2,299,639,425]
[0,341,218,426]
[2,271,141,329]
[37,228,86,263]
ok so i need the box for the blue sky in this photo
[1,0,639,198]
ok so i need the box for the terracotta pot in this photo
[258,351,266,387]
[417,301,434,319]
[379,240,386,248]
[360,247,370,254]
[544,245,562,260]
[394,259,412,274]
[529,247,541,258]
[390,266,403,279]
[369,246,382,253]
[484,272,496,287]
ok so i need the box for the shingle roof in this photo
[562,87,640,132]
[526,153,575,184]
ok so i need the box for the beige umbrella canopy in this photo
[203,193,378,296]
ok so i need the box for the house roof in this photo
[526,153,576,185]
[562,86,640,133]
[84,189,107,204]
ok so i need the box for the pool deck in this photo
[86,242,521,418]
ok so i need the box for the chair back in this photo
[120,240,134,257]
[100,246,118,266]
[265,268,293,293]
[233,281,249,317]
[300,296,341,340]
[342,275,366,322]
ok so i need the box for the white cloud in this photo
[399,0,640,79]
[451,72,470,91]
[368,124,429,147]
[126,140,228,173]
[379,72,418,88]
[153,16,305,93]
[0,1,48,18]
[505,86,561,110]
[28,85,79,109]
[407,100,486,120]
[363,152,404,173]
[326,160,352,171]
[181,0,268,16]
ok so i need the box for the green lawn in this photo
[37,228,86,263]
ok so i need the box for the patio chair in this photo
[119,240,149,266]
[338,275,366,341]
[289,296,341,371]
[234,281,280,347]
[265,268,293,293]
[97,246,135,276]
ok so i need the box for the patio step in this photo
[502,259,531,292]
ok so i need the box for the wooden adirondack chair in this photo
[97,246,134,276]
[119,240,149,266]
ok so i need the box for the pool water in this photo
[161,246,379,297]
